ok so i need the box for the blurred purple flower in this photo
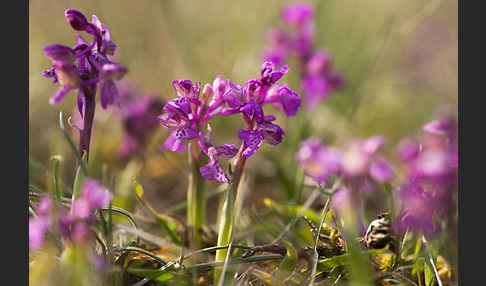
[396,116,458,235]
[29,180,113,250]
[296,137,342,184]
[369,156,395,183]
[398,183,437,235]
[282,3,314,27]
[29,217,49,250]
[263,3,344,108]
[341,136,395,183]
[117,80,164,156]
[72,180,112,220]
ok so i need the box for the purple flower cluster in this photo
[29,180,112,250]
[43,9,127,114]
[159,62,301,183]
[396,116,458,235]
[296,135,395,186]
[117,80,165,157]
[263,2,344,109]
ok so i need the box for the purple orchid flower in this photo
[219,62,300,158]
[159,76,230,154]
[43,9,127,111]
[43,9,128,158]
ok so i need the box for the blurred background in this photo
[29,0,457,222]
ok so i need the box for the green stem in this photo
[187,141,206,249]
[213,184,234,284]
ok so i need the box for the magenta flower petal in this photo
[210,144,239,161]
[265,84,301,116]
[49,85,74,105]
[175,127,198,140]
[100,79,118,109]
[37,196,54,217]
[258,121,285,145]
[43,44,75,62]
[240,100,264,123]
[29,218,48,250]
[369,156,395,183]
[161,131,186,153]
[260,61,289,87]
[77,89,85,118]
[302,75,331,108]
[244,79,265,101]
[296,137,342,184]
[238,129,264,158]
[222,82,245,109]
[71,222,93,243]
[81,179,112,210]
[362,135,387,155]
[396,138,420,162]
[305,50,330,75]
[332,187,351,214]
[423,117,457,137]
[200,160,230,183]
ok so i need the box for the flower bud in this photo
[65,9,89,31]
[201,83,214,106]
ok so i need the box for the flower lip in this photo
[65,9,89,31]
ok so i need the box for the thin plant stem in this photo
[309,195,332,286]
[214,143,248,285]
[186,141,206,249]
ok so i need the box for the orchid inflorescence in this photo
[159,61,302,183]
[43,9,127,113]
[264,2,344,109]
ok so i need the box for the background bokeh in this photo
[29,0,457,220]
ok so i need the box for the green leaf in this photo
[29,184,44,193]
[413,257,425,276]
[99,206,140,244]
[263,198,321,226]
[127,268,175,283]
[316,249,386,272]
[59,112,88,176]
[133,181,182,244]
[414,235,422,257]
[50,155,63,205]
[214,184,234,284]
[121,246,167,266]
[276,241,298,280]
